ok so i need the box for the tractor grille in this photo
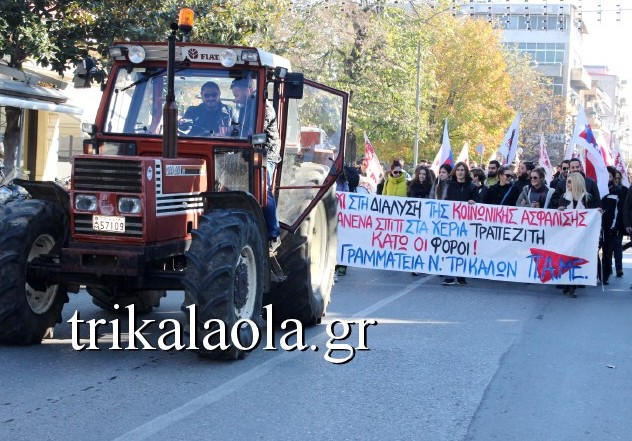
[74,158,143,193]
[74,214,144,237]
[73,157,144,237]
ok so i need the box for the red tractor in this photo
[0,11,347,359]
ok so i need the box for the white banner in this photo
[336,193,601,285]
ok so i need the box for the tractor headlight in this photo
[128,46,146,64]
[118,196,141,214]
[241,50,259,63]
[75,194,97,211]
[220,49,237,67]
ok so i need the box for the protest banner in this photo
[336,193,600,285]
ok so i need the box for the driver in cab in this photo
[181,81,233,136]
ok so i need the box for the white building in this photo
[465,1,628,161]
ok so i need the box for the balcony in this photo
[570,67,591,90]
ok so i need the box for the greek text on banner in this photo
[336,192,600,285]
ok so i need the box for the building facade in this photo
[465,1,628,163]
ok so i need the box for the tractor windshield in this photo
[104,67,258,140]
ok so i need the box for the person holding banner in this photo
[442,161,479,286]
[558,172,599,297]
[382,160,408,197]
[553,158,601,209]
[407,165,434,199]
[516,167,555,209]
[430,163,453,200]
[483,165,519,206]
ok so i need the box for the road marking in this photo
[112,275,434,441]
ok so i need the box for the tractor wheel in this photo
[267,188,337,325]
[182,210,264,360]
[88,287,165,315]
[0,200,69,344]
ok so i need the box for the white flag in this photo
[456,142,469,166]
[430,119,454,174]
[538,134,554,185]
[498,113,521,165]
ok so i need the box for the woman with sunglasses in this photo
[482,165,519,205]
[407,165,434,198]
[516,167,554,209]
[382,160,408,197]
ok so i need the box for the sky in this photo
[579,0,632,83]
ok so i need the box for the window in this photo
[104,67,259,140]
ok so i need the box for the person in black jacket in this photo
[511,160,534,198]
[613,171,627,277]
[470,167,488,201]
[552,158,601,209]
[483,165,520,205]
[407,165,434,198]
[443,162,478,287]
[550,159,570,191]
[600,167,625,285]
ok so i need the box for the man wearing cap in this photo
[231,77,282,252]
[182,81,233,136]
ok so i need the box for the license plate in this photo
[92,215,125,233]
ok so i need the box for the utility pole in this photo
[413,40,421,166]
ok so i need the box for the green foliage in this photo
[1,0,563,167]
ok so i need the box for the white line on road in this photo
[112,275,434,441]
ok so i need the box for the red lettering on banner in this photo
[452,203,517,225]
[375,217,403,232]
[520,209,588,228]
[528,248,589,283]
[336,192,347,209]
[371,231,408,250]
[337,212,373,229]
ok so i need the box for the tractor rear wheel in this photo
[267,188,337,325]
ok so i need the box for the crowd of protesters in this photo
[335,155,632,297]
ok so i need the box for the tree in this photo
[0,0,286,172]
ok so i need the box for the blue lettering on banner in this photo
[405,219,429,235]
[348,194,369,211]
[340,244,426,271]
[426,201,450,219]
[444,256,517,278]
[431,221,468,238]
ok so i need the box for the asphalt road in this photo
[1,260,632,440]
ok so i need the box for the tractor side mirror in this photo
[284,73,304,99]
